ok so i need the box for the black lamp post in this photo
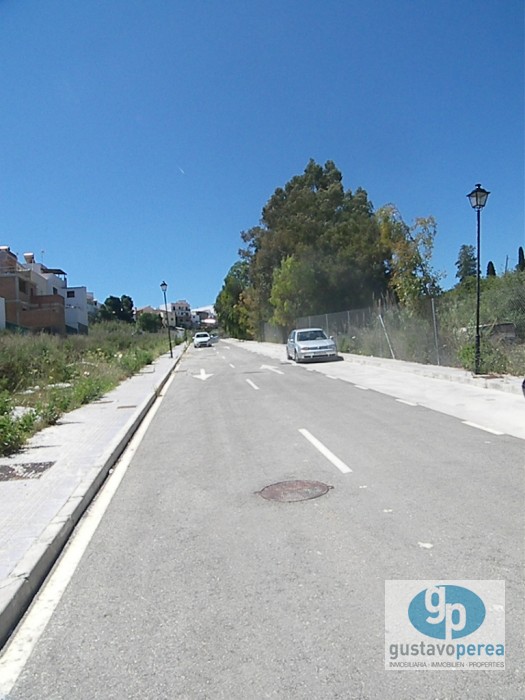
[467,184,490,374]
[160,280,173,358]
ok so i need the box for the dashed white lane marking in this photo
[462,421,504,436]
[418,542,434,549]
[229,363,235,369]
[246,379,259,390]
[396,399,418,406]
[0,372,178,697]
[298,428,352,474]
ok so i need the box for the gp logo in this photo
[408,585,486,641]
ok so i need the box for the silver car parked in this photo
[286,327,337,363]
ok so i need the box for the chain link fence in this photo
[264,285,525,375]
[295,302,449,365]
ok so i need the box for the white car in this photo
[286,328,337,363]
[193,331,211,348]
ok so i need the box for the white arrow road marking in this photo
[261,364,284,375]
[246,379,259,390]
[298,428,352,474]
[193,368,213,381]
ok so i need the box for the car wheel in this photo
[294,350,300,363]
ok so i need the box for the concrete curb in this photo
[338,352,523,396]
[0,347,186,650]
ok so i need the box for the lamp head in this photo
[467,184,490,210]
[160,281,168,294]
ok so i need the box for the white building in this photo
[64,286,89,334]
[173,300,192,328]
[87,292,100,319]
[22,252,91,334]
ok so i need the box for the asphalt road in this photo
[4,342,524,699]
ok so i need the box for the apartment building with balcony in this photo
[0,247,92,334]
[172,300,192,328]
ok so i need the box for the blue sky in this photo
[1,1,523,310]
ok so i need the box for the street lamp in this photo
[160,280,173,358]
[467,183,490,374]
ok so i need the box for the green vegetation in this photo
[215,159,524,376]
[98,294,135,323]
[438,269,525,374]
[0,321,178,456]
[215,261,251,339]
[137,311,163,333]
[216,159,441,338]
[455,244,477,284]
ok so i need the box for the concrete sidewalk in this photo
[230,339,525,397]
[0,345,185,649]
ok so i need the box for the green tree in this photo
[376,206,441,311]
[137,312,162,332]
[215,261,251,338]
[455,245,477,283]
[486,261,497,277]
[517,246,525,272]
[99,295,135,323]
[239,159,390,335]
[269,255,317,329]
[120,295,134,323]
[223,159,442,336]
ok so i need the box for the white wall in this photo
[63,286,89,331]
[86,292,99,318]
[161,308,177,327]
[25,263,66,296]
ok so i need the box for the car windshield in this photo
[297,330,327,342]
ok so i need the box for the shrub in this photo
[0,392,38,455]
[457,340,508,374]
[0,322,178,454]
[118,349,154,375]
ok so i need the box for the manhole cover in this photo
[258,480,332,502]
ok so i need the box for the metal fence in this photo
[263,295,525,375]
[296,302,448,366]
